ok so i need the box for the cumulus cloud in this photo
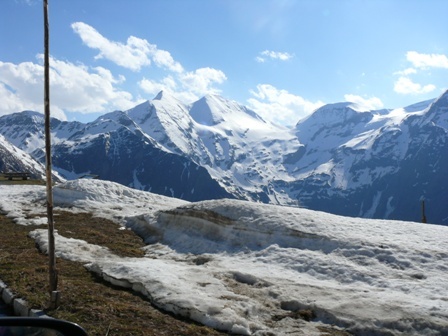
[0,22,228,118]
[406,51,448,69]
[72,22,226,103]
[72,22,150,72]
[392,51,447,96]
[247,84,324,126]
[0,82,30,114]
[256,50,294,63]
[139,67,227,103]
[71,22,183,73]
[152,49,184,73]
[139,76,177,96]
[394,76,436,95]
[0,56,139,120]
[344,94,384,110]
[180,68,227,95]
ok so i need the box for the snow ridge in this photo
[3,180,446,335]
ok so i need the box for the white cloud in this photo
[71,22,183,73]
[18,0,39,5]
[256,50,294,63]
[152,49,184,73]
[344,94,384,110]
[0,56,139,120]
[138,76,177,97]
[139,68,227,103]
[406,51,448,69]
[0,22,228,118]
[0,82,29,115]
[247,84,324,126]
[393,67,417,76]
[394,76,436,95]
[71,22,151,72]
[179,68,227,96]
[71,22,227,102]
[392,51,447,96]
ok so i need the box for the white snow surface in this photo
[1,179,447,335]
[0,134,47,179]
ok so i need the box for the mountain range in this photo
[1,90,447,225]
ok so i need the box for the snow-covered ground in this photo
[1,180,447,335]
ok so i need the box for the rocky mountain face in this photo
[0,134,47,179]
[277,94,448,224]
[0,90,447,225]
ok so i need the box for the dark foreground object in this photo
[0,317,88,335]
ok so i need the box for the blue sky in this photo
[1,0,447,125]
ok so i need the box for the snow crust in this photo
[1,179,447,335]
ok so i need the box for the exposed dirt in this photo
[0,205,351,335]
[0,211,226,336]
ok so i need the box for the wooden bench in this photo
[2,172,31,180]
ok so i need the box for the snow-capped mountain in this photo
[0,90,447,225]
[279,91,448,225]
[125,92,301,201]
[0,134,47,180]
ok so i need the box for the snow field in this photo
[1,179,447,335]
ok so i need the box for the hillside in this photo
[0,90,447,224]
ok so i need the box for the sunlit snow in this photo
[1,179,447,335]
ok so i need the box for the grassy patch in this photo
[0,211,225,336]
[1,204,351,336]
[54,211,145,258]
[0,177,45,185]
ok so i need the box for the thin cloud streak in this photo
[256,50,294,63]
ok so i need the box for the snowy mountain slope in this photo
[0,110,85,153]
[279,91,447,224]
[190,96,300,201]
[125,92,302,201]
[126,91,198,156]
[190,94,265,126]
[0,90,447,224]
[2,180,447,335]
[0,134,53,180]
[188,94,302,201]
[57,119,232,201]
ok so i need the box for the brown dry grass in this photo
[0,210,226,336]
[0,182,352,336]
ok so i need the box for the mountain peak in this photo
[420,88,448,129]
[152,90,181,102]
[190,94,264,126]
[434,88,448,104]
[297,102,372,129]
[153,90,165,101]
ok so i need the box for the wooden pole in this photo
[421,200,427,224]
[43,0,59,309]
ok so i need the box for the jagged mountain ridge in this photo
[0,90,447,225]
[278,92,447,224]
[0,134,59,180]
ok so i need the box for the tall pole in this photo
[421,200,427,224]
[43,0,59,309]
